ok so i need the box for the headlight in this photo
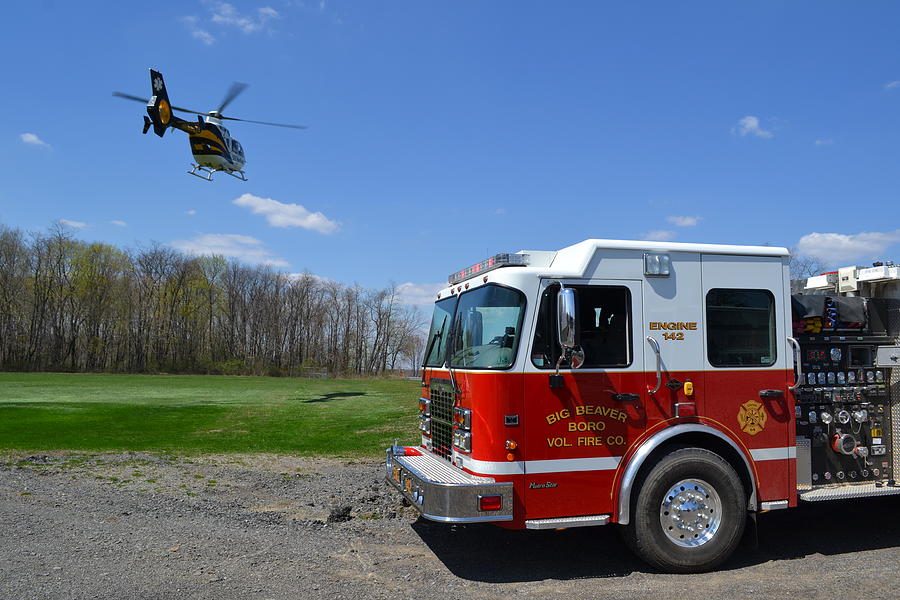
[418,415,431,435]
[453,430,472,453]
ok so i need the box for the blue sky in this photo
[2,1,900,305]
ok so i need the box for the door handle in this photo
[612,393,640,402]
[646,336,662,394]
[759,389,784,398]
[787,337,801,391]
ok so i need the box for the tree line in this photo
[0,223,425,377]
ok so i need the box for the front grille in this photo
[429,378,455,460]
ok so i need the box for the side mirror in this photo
[557,287,580,351]
[550,286,582,387]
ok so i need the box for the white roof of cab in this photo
[556,238,789,258]
[440,239,789,295]
[519,238,788,280]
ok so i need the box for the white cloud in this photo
[233,193,338,234]
[181,16,216,45]
[171,233,289,267]
[183,4,279,43]
[208,2,280,33]
[666,215,700,227]
[192,28,216,45]
[59,219,87,229]
[186,209,198,215]
[20,133,50,148]
[396,282,446,306]
[814,139,833,146]
[642,230,676,241]
[259,6,279,19]
[885,81,900,90]
[110,220,128,227]
[494,208,506,215]
[732,115,773,139]
[796,230,900,264]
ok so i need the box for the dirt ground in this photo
[1,451,898,600]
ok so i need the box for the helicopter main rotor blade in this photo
[220,115,307,129]
[217,82,248,114]
[113,91,207,116]
[112,91,149,103]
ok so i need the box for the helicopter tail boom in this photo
[145,69,175,137]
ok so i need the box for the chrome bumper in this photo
[385,447,514,523]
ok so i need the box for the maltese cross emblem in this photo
[737,399,768,436]
[153,77,163,92]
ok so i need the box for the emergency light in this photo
[643,252,671,277]
[448,253,529,285]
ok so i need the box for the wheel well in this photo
[629,434,755,509]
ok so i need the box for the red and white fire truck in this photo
[386,239,900,572]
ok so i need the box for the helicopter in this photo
[113,69,304,181]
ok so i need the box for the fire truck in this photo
[385,239,900,572]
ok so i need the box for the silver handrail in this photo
[646,336,662,394]
[787,337,801,391]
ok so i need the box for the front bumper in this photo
[385,446,514,523]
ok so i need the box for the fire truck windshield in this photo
[448,285,526,369]
[423,297,456,367]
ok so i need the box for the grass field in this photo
[0,373,420,457]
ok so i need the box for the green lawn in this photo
[0,373,420,457]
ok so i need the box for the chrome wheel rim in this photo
[659,478,722,547]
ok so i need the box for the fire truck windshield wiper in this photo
[421,316,446,386]
[445,315,462,395]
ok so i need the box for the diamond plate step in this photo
[525,514,610,530]
[799,482,900,502]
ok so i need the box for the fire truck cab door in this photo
[700,254,792,504]
[523,278,645,520]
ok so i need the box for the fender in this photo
[615,423,758,525]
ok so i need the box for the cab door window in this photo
[706,288,776,367]
[531,285,632,368]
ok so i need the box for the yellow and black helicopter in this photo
[114,69,304,181]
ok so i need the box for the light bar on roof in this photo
[448,253,529,285]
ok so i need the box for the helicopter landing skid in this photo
[187,164,248,182]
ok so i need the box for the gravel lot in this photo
[2,451,899,600]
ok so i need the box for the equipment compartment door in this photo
[522,279,645,519]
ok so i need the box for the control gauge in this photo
[820,411,834,424]
[875,370,884,383]
[827,372,836,384]
[836,409,851,424]
[847,371,856,383]
[817,372,826,385]
[837,372,846,384]
[866,371,875,383]
[807,372,816,385]
[830,347,842,362]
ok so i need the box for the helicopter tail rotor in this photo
[145,69,174,137]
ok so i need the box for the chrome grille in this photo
[429,378,455,460]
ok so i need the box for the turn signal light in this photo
[452,407,472,430]
[479,495,502,511]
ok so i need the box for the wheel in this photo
[622,447,746,573]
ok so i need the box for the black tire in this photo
[621,447,746,573]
